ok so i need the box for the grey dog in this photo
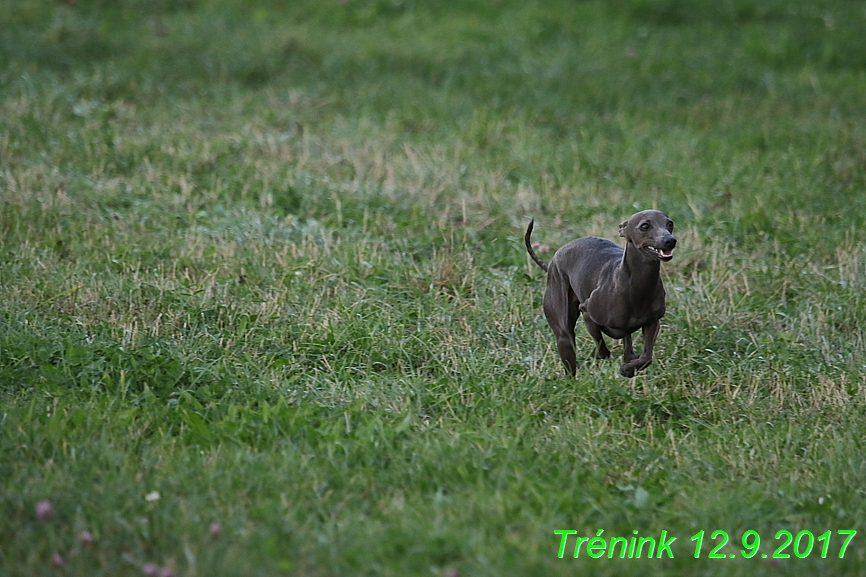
[525,210,677,377]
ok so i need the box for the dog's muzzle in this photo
[645,236,677,261]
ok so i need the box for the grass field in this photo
[2,0,866,575]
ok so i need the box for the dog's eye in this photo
[666,221,674,232]
[639,222,650,231]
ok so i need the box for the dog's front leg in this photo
[619,320,659,377]
[622,332,638,363]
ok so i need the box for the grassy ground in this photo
[2,0,866,575]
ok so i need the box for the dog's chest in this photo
[587,286,666,337]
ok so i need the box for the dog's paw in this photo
[620,356,652,378]
[619,355,653,379]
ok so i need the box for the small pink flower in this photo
[36,500,53,521]
[444,567,460,577]
[142,563,160,576]
[159,567,176,577]
[208,521,222,536]
[78,530,95,545]
[50,553,65,568]
[531,242,551,253]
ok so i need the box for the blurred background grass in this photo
[4,0,865,238]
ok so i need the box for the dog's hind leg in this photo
[543,270,580,376]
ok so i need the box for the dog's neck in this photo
[620,241,661,284]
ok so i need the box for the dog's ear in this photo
[619,220,628,237]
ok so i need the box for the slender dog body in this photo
[526,210,676,377]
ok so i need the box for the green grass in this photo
[2,0,866,575]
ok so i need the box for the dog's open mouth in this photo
[645,246,675,261]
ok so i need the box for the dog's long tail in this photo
[524,219,549,272]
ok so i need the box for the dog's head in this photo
[619,210,677,261]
